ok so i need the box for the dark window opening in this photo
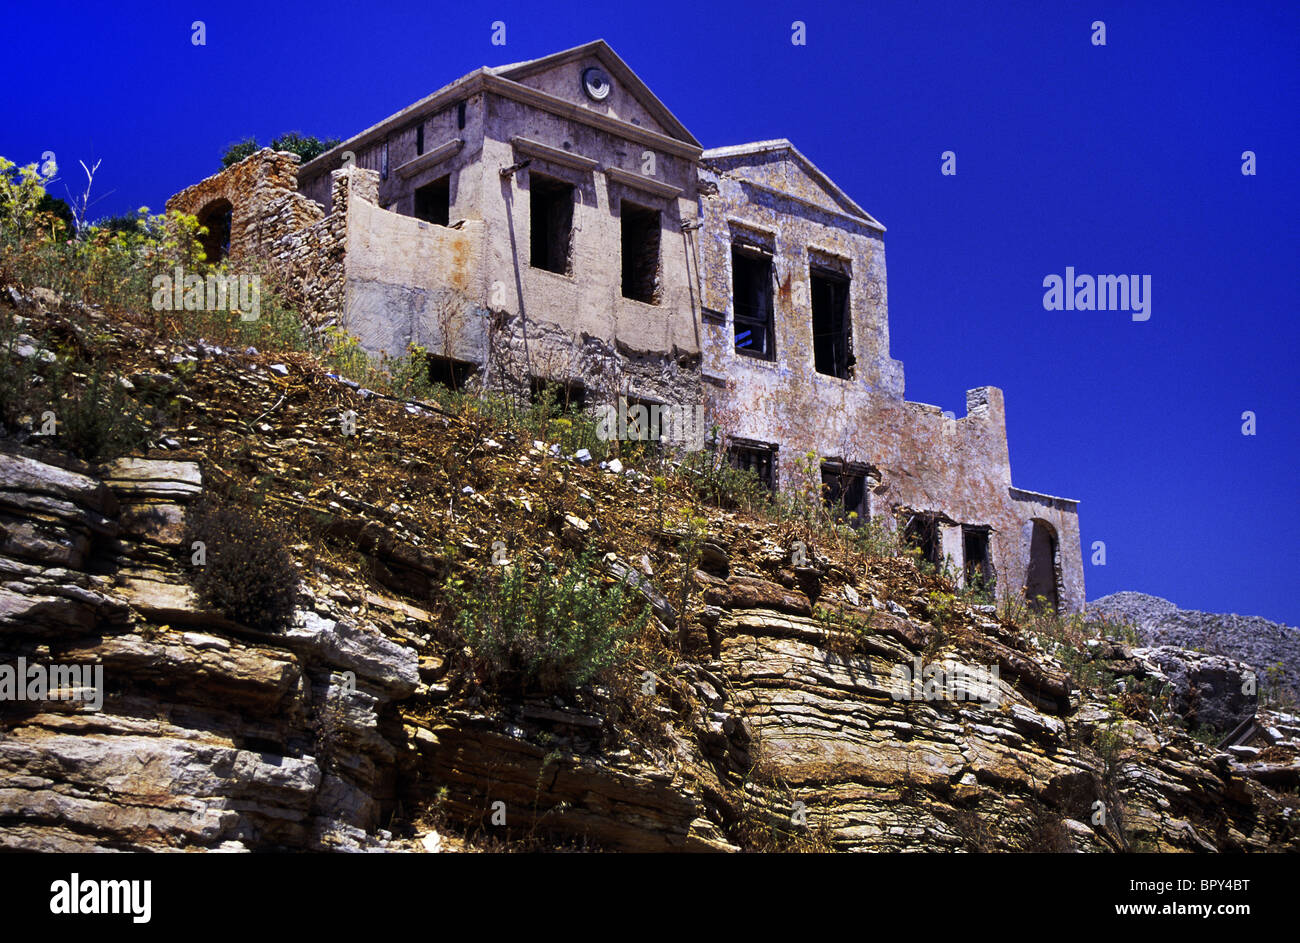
[427,355,477,392]
[414,175,450,226]
[902,513,943,568]
[732,245,775,360]
[620,396,668,452]
[962,525,993,594]
[529,174,574,274]
[821,462,869,526]
[380,140,389,181]
[456,101,467,130]
[416,124,424,156]
[197,200,233,264]
[1025,520,1060,613]
[811,268,853,378]
[729,442,777,491]
[621,202,661,304]
[530,378,586,412]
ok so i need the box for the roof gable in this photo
[490,40,700,148]
[702,140,884,231]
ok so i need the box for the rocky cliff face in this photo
[2,292,1298,853]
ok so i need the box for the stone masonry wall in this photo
[267,167,369,332]
[166,149,322,262]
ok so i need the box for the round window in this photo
[581,67,611,101]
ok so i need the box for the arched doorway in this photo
[1025,519,1060,612]
[196,199,233,263]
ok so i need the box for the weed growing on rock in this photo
[184,496,299,632]
[445,545,649,692]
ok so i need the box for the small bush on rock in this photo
[184,497,298,632]
[446,546,648,692]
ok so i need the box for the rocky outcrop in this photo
[1090,591,1299,703]
[1133,646,1258,733]
[0,450,420,852]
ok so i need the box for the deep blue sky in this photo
[4,1,1297,622]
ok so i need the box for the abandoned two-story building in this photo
[167,40,1084,612]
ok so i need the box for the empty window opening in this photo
[821,461,869,526]
[427,355,477,392]
[962,525,993,595]
[621,202,661,304]
[196,200,233,264]
[732,245,775,360]
[1025,520,1060,613]
[457,101,467,130]
[530,378,586,412]
[902,513,943,569]
[529,174,574,274]
[811,268,853,378]
[619,396,669,453]
[416,124,424,156]
[729,442,777,491]
[413,175,450,226]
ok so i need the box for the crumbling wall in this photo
[697,154,1084,612]
[1007,489,1085,613]
[340,178,489,358]
[166,149,323,262]
[697,156,901,398]
[262,167,365,332]
[476,92,702,370]
[298,92,487,219]
[294,80,705,411]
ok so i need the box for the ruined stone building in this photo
[167,40,1084,611]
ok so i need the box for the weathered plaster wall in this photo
[508,60,674,136]
[1008,489,1086,613]
[295,69,704,408]
[341,187,489,360]
[298,93,488,220]
[477,88,701,367]
[697,154,1084,611]
[697,160,901,401]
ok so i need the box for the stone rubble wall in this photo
[264,167,369,332]
[166,149,358,332]
[166,149,319,262]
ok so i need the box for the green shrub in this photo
[0,156,57,241]
[220,138,259,168]
[677,437,770,512]
[848,518,902,558]
[184,497,299,632]
[446,546,648,691]
[1,200,207,317]
[0,309,147,461]
[221,132,341,169]
[960,567,997,605]
[49,360,149,462]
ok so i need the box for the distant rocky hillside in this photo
[1089,592,1299,705]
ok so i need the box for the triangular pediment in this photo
[703,140,883,230]
[490,40,700,147]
